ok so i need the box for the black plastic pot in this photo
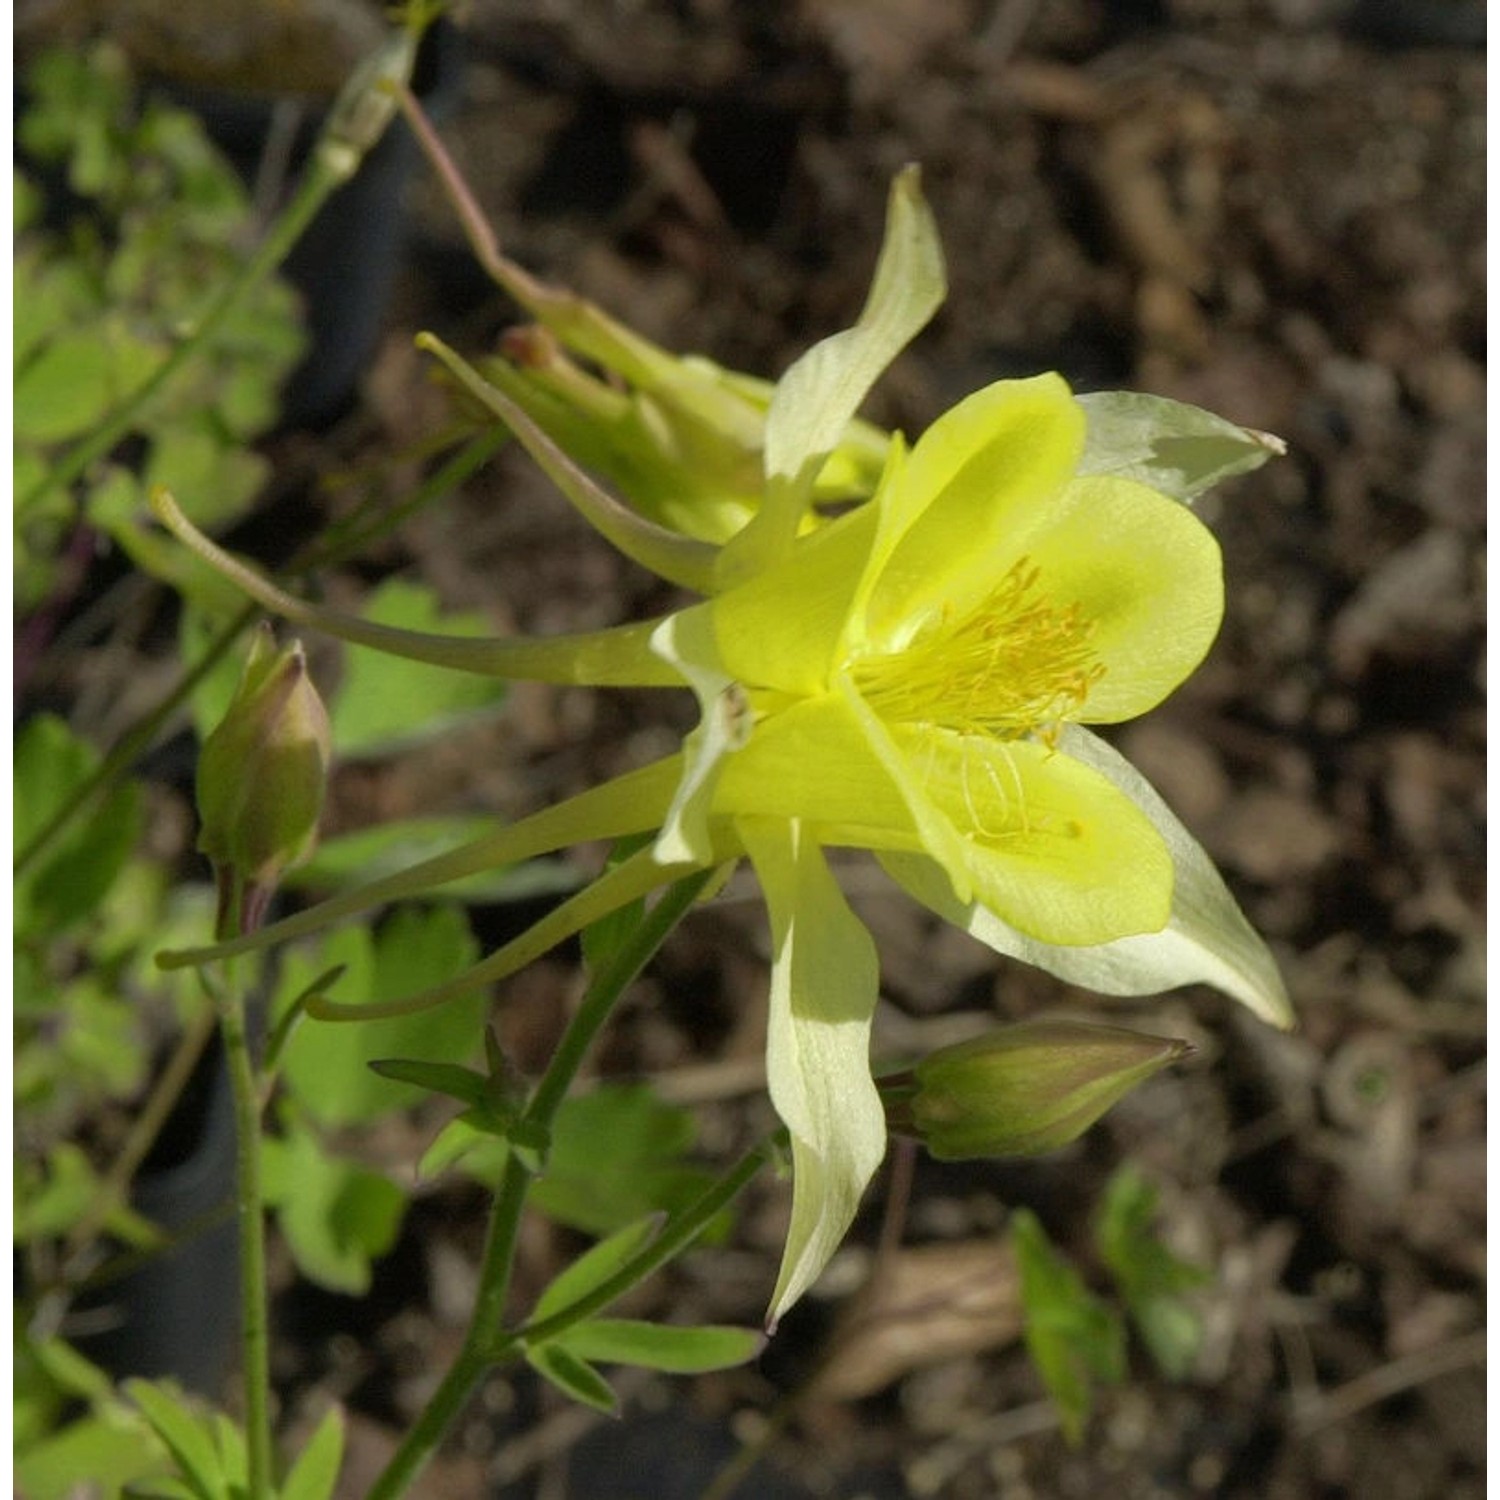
[73,1037,241,1396]
[159,19,466,430]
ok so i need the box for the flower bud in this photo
[886,1020,1192,1161]
[197,625,331,932]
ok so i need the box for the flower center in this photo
[852,558,1105,741]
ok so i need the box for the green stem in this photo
[217,963,273,1500]
[498,1130,779,1357]
[367,869,715,1500]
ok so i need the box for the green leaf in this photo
[16,1411,167,1500]
[525,1345,619,1415]
[123,1381,227,1500]
[287,818,583,905]
[144,416,270,531]
[532,1216,662,1323]
[15,1144,101,1241]
[278,1406,346,1500]
[275,906,482,1127]
[1095,1165,1209,1380]
[14,715,143,939]
[1076,391,1284,505]
[261,1120,405,1295]
[1012,1210,1127,1445]
[366,1058,492,1109]
[527,1084,721,1238]
[14,328,123,443]
[328,579,510,758]
[555,1319,762,1374]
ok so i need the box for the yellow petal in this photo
[1019,476,1224,722]
[859,375,1085,651]
[709,502,883,697]
[892,727,1173,945]
[711,685,972,900]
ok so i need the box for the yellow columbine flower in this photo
[643,372,1272,1317]
[152,170,1288,1327]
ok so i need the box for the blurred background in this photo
[16,1,1484,1497]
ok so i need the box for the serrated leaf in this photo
[278,1406,345,1500]
[328,580,509,759]
[555,1319,762,1374]
[526,1344,619,1415]
[532,1216,662,1323]
[1077,391,1283,505]
[1012,1210,1127,1445]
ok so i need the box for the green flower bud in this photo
[197,625,331,933]
[886,1021,1192,1161]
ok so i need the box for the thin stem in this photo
[367,869,715,1500]
[217,962,273,1500]
[62,1004,219,1267]
[499,1132,778,1357]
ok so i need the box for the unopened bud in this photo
[197,625,331,933]
[885,1020,1192,1161]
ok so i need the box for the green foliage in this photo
[14,1337,168,1499]
[530,1085,726,1238]
[278,1406,346,1500]
[272,906,483,1128]
[1012,1209,1127,1445]
[526,1343,620,1415]
[124,1379,244,1500]
[14,43,305,608]
[1095,1164,1209,1380]
[554,1318,762,1375]
[262,1119,406,1295]
[329,579,511,759]
[261,906,487,1291]
[532,1216,664,1322]
[1013,1166,1212,1441]
[14,715,143,941]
